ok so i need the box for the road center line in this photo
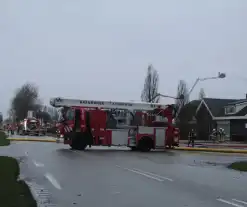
[232,199,247,205]
[116,165,164,182]
[132,168,173,182]
[217,198,244,207]
[45,173,62,190]
[32,160,44,167]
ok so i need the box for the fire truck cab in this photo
[50,98,180,151]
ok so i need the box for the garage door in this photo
[217,120,230,140]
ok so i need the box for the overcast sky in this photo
[0,0,247,117]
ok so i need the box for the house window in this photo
[225,106,236,114]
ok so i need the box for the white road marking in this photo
[25,151,28,156]
[45,173,62,190]
[116,165,164,182]
[217,198,244,207]
[32,160,44,167]
[133,168,173,182]
[73,150,85,154]
[232,199,247,205]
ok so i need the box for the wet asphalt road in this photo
[1,141,247,207]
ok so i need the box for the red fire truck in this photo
[50,98,180,151]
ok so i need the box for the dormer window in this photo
[225,106,236,114]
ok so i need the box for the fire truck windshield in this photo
[65,108,75,121]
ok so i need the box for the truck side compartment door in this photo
[155,128,166,147]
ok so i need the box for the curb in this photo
[196,144,247,149]
[180,142,247,148]
[7,138,56,142]
[175,147,247,154]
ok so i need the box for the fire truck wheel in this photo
[70,132,88,150]
[137,136,153,152]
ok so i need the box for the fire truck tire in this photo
[70,132,88,150]
[137,136,153,152]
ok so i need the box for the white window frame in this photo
[224,106,236,115]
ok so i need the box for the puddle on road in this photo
[188,158,247,169]
[16,156,28,164]
[18,156,58,207]
[26,181,57,207]
[191,160,230,167]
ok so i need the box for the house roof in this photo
[196,98,247,120]
[203,98,239,117]
[226,99,247,105]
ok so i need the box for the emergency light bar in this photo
[50,97,169,111]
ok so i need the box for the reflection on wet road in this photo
[1,141,247,207]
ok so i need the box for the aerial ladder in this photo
[50,97,178,151]
[50,98,172,111]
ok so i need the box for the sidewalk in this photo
[179,140,247,149]
[7,136,56,142]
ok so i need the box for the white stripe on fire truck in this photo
[64,126,71,133]
[91,128,104,131]
[64,127,68,133]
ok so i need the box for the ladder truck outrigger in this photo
[50,98,180,152]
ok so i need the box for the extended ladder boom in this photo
[50,97,168,111]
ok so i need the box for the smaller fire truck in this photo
[18,118,46,136]
[50,98,180,151]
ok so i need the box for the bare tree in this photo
[0,112,2,124]
[36,110,51,123]
[10,83,41,121]
[198,88,206,100]
[8,108,16,122]
[141,64,160,103]
[175,80,189,110]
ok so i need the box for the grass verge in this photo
[0,131,10,146]
[0,156,37,207]
[228,161,247,172]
